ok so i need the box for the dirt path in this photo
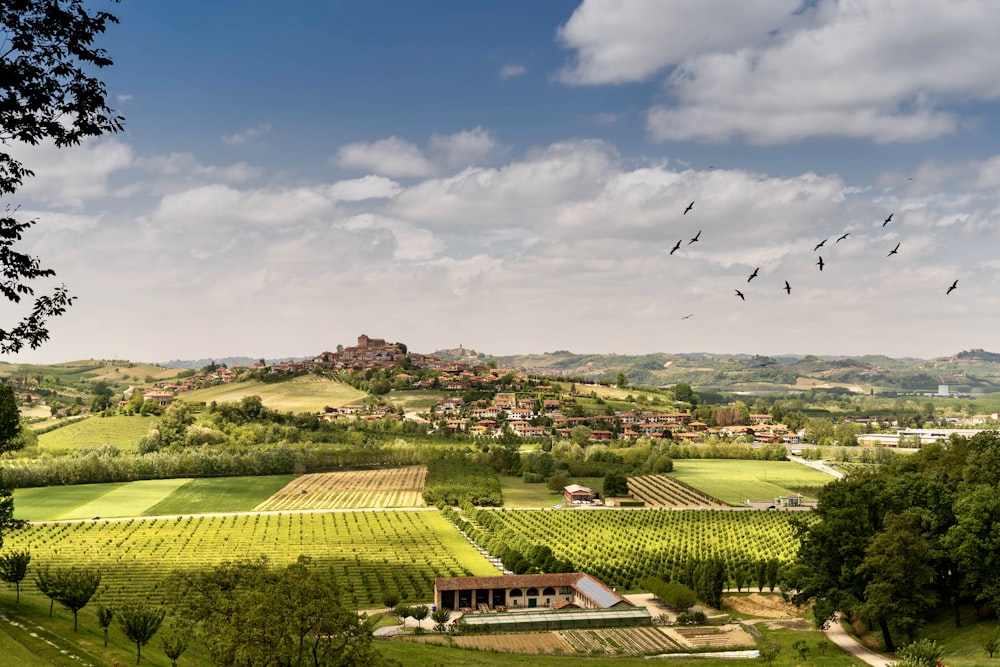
[823,613,894,667]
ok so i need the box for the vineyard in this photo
[2,510,499,608]
[626,474,727,508]
[474,508,808,591]
[253,467,427,510]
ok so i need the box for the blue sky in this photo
[5,0,1000,364]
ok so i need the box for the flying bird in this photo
[681,313,694,320]
[784,280,791,294]
[816,256,824,271]
[735,289,745,301]
[747,268,759,283]
[757,360,775,367]
[683,201,694,215]
[688,230,701,244]
[946,280,958,295]
[883,213,893,226]
[887,242,900,257]
[670,240,682,255]
[813,239,827,252]
[836,233,849,243]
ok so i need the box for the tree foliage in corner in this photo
[788,430,1000,653]
[167,555,391,667]
[0,0,123,353]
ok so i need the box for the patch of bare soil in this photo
[722,593,800,618]
[763,619,813,630]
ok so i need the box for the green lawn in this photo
[35,414,159,452]
[499,475,607,508]
[178,375,366,412]
[12,475,297,520]
[144,474,296,515]
[670,459,833,505]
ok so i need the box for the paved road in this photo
[788,454,845,479]
[823,613,894,667]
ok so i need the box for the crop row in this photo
[475,508,807,590]
[3,510,497,607]
[254,466,427,511]
[627,475,724,508]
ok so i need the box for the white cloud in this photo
[222,123,271,145]
[428,127,497,168]
[10,138,133,208]
[499,63,527,80]
[336,136,436,178]
[559,0,1000,144]
[140,152,261,183]
[327,175,402,201]
[557,0,802,84]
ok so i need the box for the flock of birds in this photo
[669,200,960,314]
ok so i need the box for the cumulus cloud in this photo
[559,0,1000,144]
[557,0,801,85]
[222,123,271,145]
[427,127,497,168]
[499,63,527,79]
[336,136,436,178]
[9,138,133,208]
[327,175,402,201]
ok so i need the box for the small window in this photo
[559,586,572,595]
[543,587,555,596]
[527,587,539,596]
[510,588,522,597]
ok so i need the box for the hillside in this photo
[177,375,366,413]
[475,349,1000,393]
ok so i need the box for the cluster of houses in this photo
[426,392,799,444]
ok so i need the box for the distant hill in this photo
[157,355,312,370]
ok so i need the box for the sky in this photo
[4,0,1000,364]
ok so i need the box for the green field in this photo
[34,414,159,452]
[178,375,366,412]
[500,475,605,508]
[670,459,833,504]
[12,475,295,520]
[3,510,499,607]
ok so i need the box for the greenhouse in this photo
[457,606,652,632]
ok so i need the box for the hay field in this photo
[254,467,427,510]
[178,375,365,412]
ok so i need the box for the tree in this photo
[381,590,399,612]
[431,607,451,632]
[671,383,696,405]
[96,603,114,647]
[410,604,429,630]
[50,566,102,631]
[615,372,628,388]
[168,555,388,667]
[602,471,629,498]
[117,600,165,664]
[33,563,57,616]
[757,641,780,666]
[0,548,30,601]
[160,626,189,667]
[1,0,123,354]
[0,384,22,453]
[983,635,1000,659]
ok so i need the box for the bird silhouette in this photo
[747,268,759,283]
[813,239,827,252]
[683,201,694,215]
[817,256,825,271]
[887,242,900,257]
[681,313,694,320]
[836,233,849,243]
[735,289,745,301]
[784,281,791,294]
[946,280,958,295]
[883,213,893,226]
[670,240,682,255]
[688,230,701,244]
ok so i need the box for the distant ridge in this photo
[157,355,312,370]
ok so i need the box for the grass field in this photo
[500,475,605,508]
[3,510,499,607]
[12,475,295,520]
[178,375,366,412]
[385,388,450,411]
[670,459,833,505]
[34,414,159,452]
